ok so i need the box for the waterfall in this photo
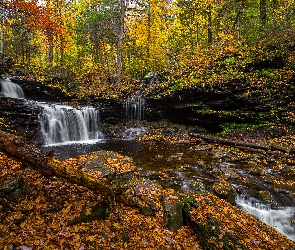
[123,93,146,139]
[39,103,104,145]
[1,78,25,98]
[236,194,295,241]
[125,93,145,124]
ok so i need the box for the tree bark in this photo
[0,0,5,57]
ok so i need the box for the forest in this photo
[0,0,294,98]
[1,0,295,249]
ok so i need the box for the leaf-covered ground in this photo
[1,121,295,249]
[0,152,200,250]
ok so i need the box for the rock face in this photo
[1,74,295,137]
[0,78,72,134]
[10,77,72,102]
[144,76,295,130]
[0,97,40,133]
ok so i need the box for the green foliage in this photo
[218,122,265,136]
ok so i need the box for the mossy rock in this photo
[163,194,183,231]
[212,181,236,204]
[0,176,30,201]
[67,199,110,226]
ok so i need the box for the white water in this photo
[39,103,104,146]
[122,127,146,140]
[124,94,146,138]
[236,194,295,241]
[1,78,25,98]
[125,94,145,124]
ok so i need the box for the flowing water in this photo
[1,78,25,98]
[236,194,295,241]
[38,103,104,146]
[2,79,295,241]
[125,93,145,124]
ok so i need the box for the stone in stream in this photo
[163,194,183,231]
[212,181,236,204]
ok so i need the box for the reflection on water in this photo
[42,139,208,170]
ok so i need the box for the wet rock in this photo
[210,151,228,159]
[163,194,183,231]
[165,236,174,245]
[191,181,207,194]
[219,165,240,180]
[258,190,273,203]
[0,97,40,132]
[76,151,135,182]
[212,181,236,204]
[193,147,212,151]
[133,179,160,215]
[140,170,161,180]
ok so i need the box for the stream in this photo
[1,78,295,241]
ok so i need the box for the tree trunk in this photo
[207,5,213,44]
[46,30,54,66]
[0,0,5,57]
[1,130,295,249]
[260,0,267,26]
[115,0,126,86]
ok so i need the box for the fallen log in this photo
[1,130,295,249]
[190,133,294,154]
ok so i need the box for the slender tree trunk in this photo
[232,10,242,41]
[207,6,213,44]
[1,0,5,57]
[46,30,54,66]
[147,3,151,60]
[115,0,126,86]
[260,0,267,26]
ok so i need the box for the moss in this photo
[111,172,134,187]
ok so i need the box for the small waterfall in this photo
[125,93,145,124]
[236,194,295,241]
[1,78,25,98]
[39,103,104,145]
[123,93,146,139]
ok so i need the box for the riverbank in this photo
[1,129,295,249]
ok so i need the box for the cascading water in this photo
[236,194,295,241]
[38,103,104,146]
[125,93,145,123]
[123,93,146,139]
[1,78,25,98]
